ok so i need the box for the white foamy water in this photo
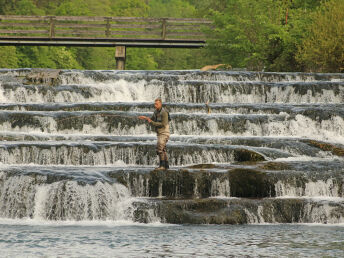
[275,179,343,198]
[0,173,160,222]
[274,156,342,162]
[1,69,344,235]
[210,178,230,197]
[1,111,344,146]
[33,181,133,220]
[1,69,344,103]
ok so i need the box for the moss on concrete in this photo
[233,149,266,162]
[24,69,61,86]
[259,162,291,171]
[187,164,217,169]
[305,140,344,157]
[227,168,275,197]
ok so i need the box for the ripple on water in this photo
[0,223,343,257]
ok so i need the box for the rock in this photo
[259,161,291,170]
[24,69,61,86]
[187,164,217,169]
[304,140,344,157]
[233,149,266,162]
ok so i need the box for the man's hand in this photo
[138,116,152,123]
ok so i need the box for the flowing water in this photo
[0,68,343,256]
[1,222,343,257]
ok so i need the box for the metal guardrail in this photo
[0,15,212,48]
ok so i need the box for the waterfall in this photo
[275,179,342,198]
[210,178,230,197]
[0,173,158,222]
[33,181,132,221]
[0,68,343,224]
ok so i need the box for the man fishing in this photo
[138,98,170,170]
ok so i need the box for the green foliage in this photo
[148,0,196,18]
[197,0,328,72]
[203,0,292,70]
[14,0,45,15]
[126,48,159,70]
[0,0,18,14]
[55,0,91,16]
[146,0,202,70]
[0,0,45,15]
[0,47,19,68]
[264,0,321,71]
[109,0,149,16]
[50,47,82,69]
[85,48,116,70]
[16,46,81,69]
[153,48,209,70]
[297,0,344,72]
[203,0,270,70]
[0,0,341,72]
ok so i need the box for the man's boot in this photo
[164,160,169,169]
[155,159,165,170]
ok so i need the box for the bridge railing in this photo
[0,15,212,41]
[0,15,213,69]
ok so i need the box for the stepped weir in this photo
[0,68,343,224]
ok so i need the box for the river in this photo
[0,68,343,256]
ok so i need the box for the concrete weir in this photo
[0,68,343,224]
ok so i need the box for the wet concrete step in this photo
[141,197,344,224]
[2,162,343,223]
[1,80,344,104]
[0,141,293,166]
[1,102,344,119]
[1,133,343,158]
[2,68,344,83]
[0,110,343,138]
[1,161,343,199]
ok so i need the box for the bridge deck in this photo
[0,37,205,48]
[0,15,211,48]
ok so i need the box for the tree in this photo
[55,0,91,16]
[0,47,19,68]
[148,0,196,18]
[203,0,282,70]
[126,48,159,70]
[0,0,328,71]
[16,46,81,69]
[110,0,149,16]
[146,0,209,70]
[197,0,322,71]
[297,0,344,72]
[0,0,45,15]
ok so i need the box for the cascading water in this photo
[0,68,343,225]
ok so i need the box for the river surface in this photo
[1,220,343,257]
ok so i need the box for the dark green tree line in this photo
[0,0,342,72]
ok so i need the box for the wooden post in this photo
[161,18,167,40]
[105,17,111,37]
[49,17,55,38]
[115,46,126,70]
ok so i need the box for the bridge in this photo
[0,15,212,69]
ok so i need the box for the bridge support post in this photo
[115,46,126,70]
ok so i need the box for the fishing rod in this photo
[55,103,211,122]
[56,113,146,122]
